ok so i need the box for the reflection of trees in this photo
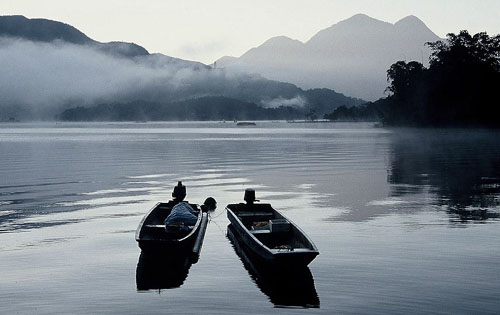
[388,130,500,222]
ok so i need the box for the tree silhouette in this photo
[379,30,500,127]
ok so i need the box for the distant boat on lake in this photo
[236,121,256,126]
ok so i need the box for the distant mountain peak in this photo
[338,13,391,26]
[265,35,300,42]
[350,13,371,18]
[259,36,303,48]
[395,15,427,28]
[306,14,393,45]
[239,35,304,61]
[393,15,438,38]
[345,13,378,22]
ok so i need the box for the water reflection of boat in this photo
[226,189,319,267]
[227,225,320,308]
[136,252,193,290]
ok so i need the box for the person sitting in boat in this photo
[164,201,198,232]
[163,181,197,232]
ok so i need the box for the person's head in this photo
[172,181,186,201]
[202,197,217,212]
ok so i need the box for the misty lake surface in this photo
[1,121,500,314]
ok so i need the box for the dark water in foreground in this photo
[1,122,499,314]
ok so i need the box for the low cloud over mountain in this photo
[0,15,361,120]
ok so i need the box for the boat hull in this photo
[136,201,204,258]
[226,203,318,267]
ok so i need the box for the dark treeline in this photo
[55,87,363,122]
[55,88,362,122]
[323,103,379,121]
[58,96,304,121]
[325,31,500,127]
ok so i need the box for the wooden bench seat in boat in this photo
[145,224,195,230]
[250,229,272,234]
[145,224,165,229]
[237,212,274,217]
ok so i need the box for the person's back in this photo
[164,202,198,230]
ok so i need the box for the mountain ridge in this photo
[217,14,441,100]
[0,15,93,44]
[0,15,152,58]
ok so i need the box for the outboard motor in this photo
[244,188,259,204]
[201,197,217,212]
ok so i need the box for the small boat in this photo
[236,121,256,126]
[135,182,216,261]
[226,189,319,267]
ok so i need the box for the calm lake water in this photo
[1,121,499,314]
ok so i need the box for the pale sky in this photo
[1,0,499,64]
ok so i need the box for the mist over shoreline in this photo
[0,35,361,121]
[0,37,215,118]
